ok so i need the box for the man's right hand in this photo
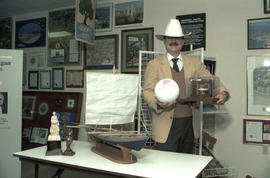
[155,98,176,109]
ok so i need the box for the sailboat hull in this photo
[92,134,149,151]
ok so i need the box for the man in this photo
[143,19,229,154]
[0,93,7,114]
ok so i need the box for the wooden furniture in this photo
[14,141,212,178]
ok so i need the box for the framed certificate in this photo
[66,70,84,88]
[52,68,64,90]
[40,70,51,89]
[28,71,39,89]
[243,118,270,145]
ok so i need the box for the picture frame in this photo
[28,71,39,89]
[22,95,36,119]
[48,8,81,67]
[66,69,84,88]
[248,17,270,49]
[40,70,51,89]
[75,0,96,45]
[121,27,154,73]
[264,0,270,14]
[0,17,12,49]
[24,48,46,69]
[247,55,270,115]
[115,0,144,27]
[67,99,75,108]
[52,68,64,90]
[0,92,8,114]
[204,59,216,75]
[15,17,46,48]
[95,3,113,32]
[176,13,206,51]
[84,34,118,69]
[243,118,270,145]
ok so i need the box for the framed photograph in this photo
[243,118,270,145]
[0,92,8,114]
[115,0,144,27]
[40,70,51,89]
[84,34,118,69]
[247,55,270,115]
[204,59,216,75]
[52,68,64,90]
[15,17,46,48]
[48,8,81,66]
[30,127,48,144]
[22,127,32,140]
[121,27,154,73]
[248,17,270,49]
[22,95,36,119]
[66,70,84,88]
[264,0,270,13]
[0,17,12,49]
[95,3,113,32]
[28,71,39,89]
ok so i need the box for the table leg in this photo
[35,163,39,178]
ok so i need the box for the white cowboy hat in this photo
[155,19,191,41]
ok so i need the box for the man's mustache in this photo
[169,42,178,46]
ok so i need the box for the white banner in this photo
[0,49,23,178]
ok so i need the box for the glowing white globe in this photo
[154,79,180,102]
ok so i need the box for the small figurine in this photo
[63,128,75,156]
[48,112,61,141]
[46,112,62,156]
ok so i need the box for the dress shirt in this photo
[167,53,183,71]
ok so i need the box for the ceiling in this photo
[0,0,75,17]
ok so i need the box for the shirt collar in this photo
[167,53,182,62]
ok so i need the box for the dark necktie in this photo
[172,58,179,72]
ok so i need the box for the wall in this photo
[11,0,270,177]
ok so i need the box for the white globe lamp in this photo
[154,79,180,102]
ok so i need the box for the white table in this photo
[14,141,212,178]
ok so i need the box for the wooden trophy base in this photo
[46,141,62,156]
[178,97,218,104]
[91,140,137,164]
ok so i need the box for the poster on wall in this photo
[75,0,96,45]
[0,51,22,126]
[176,13,206,51]
[15,17,46,48]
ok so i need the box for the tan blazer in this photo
[143,54,227,143]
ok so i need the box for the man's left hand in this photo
[215,91,229,105]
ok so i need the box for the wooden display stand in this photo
[179,97,218,104]
[91,138,137,164]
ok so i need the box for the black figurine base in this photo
[46,141,62,156]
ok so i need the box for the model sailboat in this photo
[73,72,149,163]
